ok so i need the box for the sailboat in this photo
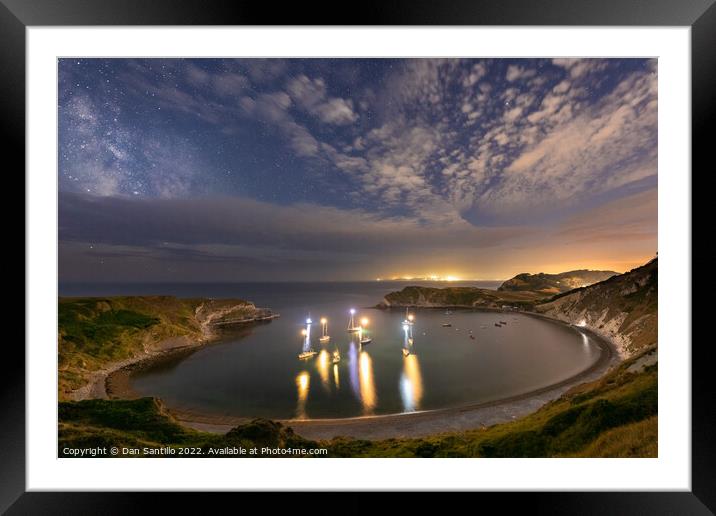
[359,318,372,345]
[297,319,317,360]
[319,317,330,343]
[402,307,415,326]
[347,309,361,332]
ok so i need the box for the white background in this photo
[27,27,690,491]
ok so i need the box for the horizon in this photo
[58,58,657,282]
[58,258,656,287]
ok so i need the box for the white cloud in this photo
[488,67,657,214]
[287,74,358,125]
[506,65,536,82]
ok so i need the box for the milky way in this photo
[58,58,657,282]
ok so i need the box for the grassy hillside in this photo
[59,398,319,456]
[58,296,260,399]
[378,286,545,310]
[58,347,656,457]
[498,269,618,295]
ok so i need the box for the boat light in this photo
[361,318,369,326]
[301,329,307,336]
[403,324,409,331]
[320,317,327,324]
[408,314,414,321]
[350,308,356,315]
[306,318,312,324]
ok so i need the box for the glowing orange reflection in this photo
[400,354,424,412]
[317,349,330,390]
[359,351,377,414]
[295,371,310,419]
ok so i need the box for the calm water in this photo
[60,281,602,419]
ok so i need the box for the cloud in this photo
[58,188,656,282]
[58,191,533,280]
[555,188,657,244]
[287,74,358,125]
[452,61,658,222]
[59,58,658,237]
[505,65,536,82]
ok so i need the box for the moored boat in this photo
[402,307,415,326]
[347,309,361,332]
[319,317,330,343]
[359,317,372,345]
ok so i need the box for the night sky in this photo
[58,58,657,282]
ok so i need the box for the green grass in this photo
[558,416,657,457]
[59,398,322,457]
[58,297,205,398]
[59,302,158,356]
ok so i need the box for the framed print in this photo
[6,0,714,511]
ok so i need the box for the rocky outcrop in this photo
[195,299,277,338]
[534,259,657,357]
[499,269,618,295]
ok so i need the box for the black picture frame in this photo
[4,0,713,512]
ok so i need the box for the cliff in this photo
[534,258,657,357]
[498,269,618,294]
[58,296,276,400]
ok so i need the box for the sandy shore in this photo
[169,318,619,440]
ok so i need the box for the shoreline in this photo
[68,315,273,402]
[160,313,620,440]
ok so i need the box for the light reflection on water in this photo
[400,354,424,412]
[316,349,330,391]
[130,291,603,420]
[295,371,310,419]
[359,350,377,414]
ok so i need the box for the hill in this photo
[499,269,618,295]
[377,286,544,310]
[534,258,657,357]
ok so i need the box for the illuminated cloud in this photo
[58,58,658,281]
